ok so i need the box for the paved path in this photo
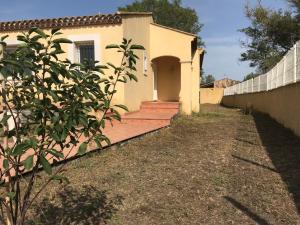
[103,102,179,145]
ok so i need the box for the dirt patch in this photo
[25,104,299,224]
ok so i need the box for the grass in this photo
[24,104,300,224]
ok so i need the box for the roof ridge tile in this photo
[0,14,122,31]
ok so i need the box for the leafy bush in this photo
[0,28,144,225]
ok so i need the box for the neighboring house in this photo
[199,78,239,104]
[200,78,239,88]
[0,12,204,114]
[214,78,240,88]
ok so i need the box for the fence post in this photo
[251,78,254,92]
[294,43,297,83]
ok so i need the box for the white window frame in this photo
[68,34,101,64]
[74,41,95,64]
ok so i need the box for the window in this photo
[75,42,95,66]
[3,45,18,80]
[68,35,100,65]
[4,45,17,57]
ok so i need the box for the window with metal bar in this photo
[75,42,95,66]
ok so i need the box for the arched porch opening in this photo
[152,56,181,102]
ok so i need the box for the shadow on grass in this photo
[252,112,300,214]
[231,155,278,173]
[28,185,123,225]
[224,196,270,225]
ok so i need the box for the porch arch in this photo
[152,56,181,102]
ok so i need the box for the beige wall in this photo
[154,56,181,101]
[191,48,201,112]
[122,15,154,111]
[150,23,201,114]
[222,82,300,137]
[200,88,224,104]
[1,25,126,107]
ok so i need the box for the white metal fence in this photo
[224,41,300,96]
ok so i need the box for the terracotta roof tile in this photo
[0,14,122,32]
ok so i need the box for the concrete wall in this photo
[200,88,224,104]
[222,82,300,137]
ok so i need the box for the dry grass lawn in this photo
[27,104,300,225]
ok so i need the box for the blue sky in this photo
[0,0,290,80]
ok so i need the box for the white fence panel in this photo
[244,81,248,93]
[277,59,284,87]
[267,71,272,90]
[223,41,300,96]
[253,76,259,92]
[271,67,277,89]
[297,43,300,81]
[260,74,267,91]
[285,49,295,84]
[237,83,241,94]
[247,79,253,93]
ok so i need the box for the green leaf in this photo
[51,28,61,35]
[33,28,47,38]
[114,104,128,112]
[11,143,31,156]
[77,142,88,156]
[23,155,34,170]
[47,149,64,159]
[52,38,73,44]
[106,44,119,49]
[60,129,68,142]
[1,35,9,41]
[0,114,11,125]
[3,159,9,170]
[6,192,15,200]
[39,155,52,175]
[130,44,145,50]
[128,73,138,82]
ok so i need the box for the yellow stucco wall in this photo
[1,25,126,106]
[155,56,181,101]
[200,88,224,104]
[122,14,154,111]
[150,23,201,114]
[191,48,201,112]
[150,23,194,61]
[222,82,300,137]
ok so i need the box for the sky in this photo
[0,0,290,80]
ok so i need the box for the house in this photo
[199,78,240,104]
[0,12,204,114]
[200,78,240,88]
[214,78,240,88]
